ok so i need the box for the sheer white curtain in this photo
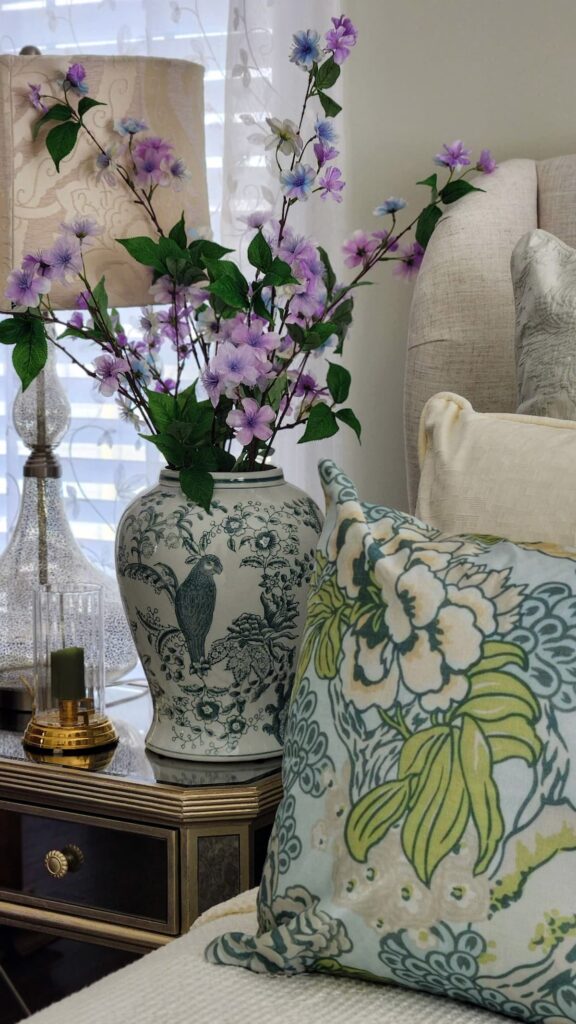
[0,0,344,571]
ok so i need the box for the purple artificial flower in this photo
[226,398,275,446]
[315,117,338,145]
[5,268,50,307]
[75,289,92,310]
[67,311,84,330]
[61,217,102,243]
[95,147,119,187]
[280,163,316,201]
[133,146,170,188]
[48,237,83,282]
[476,148,497,174]
[28,83,47,113]
[371,229,399,252]
[325,15,358,64]
[314,141,339,167]
[22,250,53,279]
[293,371,329,402]
[373,196,407,216]
[318,165,345,202]
[434,140,472,172]
[240,210,271,230]
[231,319,281,352]
[215,342,262,390]
[394,240,425,280]
[169,158,190,189]
[201,364,226,407]
[133,136,173,161]
[154,378,176,393]
[342,229,379,268]
[93,354,129,397]
[65,63,88,94]
[290,29,322,70]
[115,117,148,137]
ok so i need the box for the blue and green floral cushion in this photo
[206,461,576,1023]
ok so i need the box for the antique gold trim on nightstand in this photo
[0,756,283,825]
[0,798,179,934]
[0,900,171,954]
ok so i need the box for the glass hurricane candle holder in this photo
[22,584,118,770]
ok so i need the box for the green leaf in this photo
[261,257,299,288]
[190,239,234,262]
[460,716,504,875]
[89,276,114,332]
[318,91,342,118]
[0,318,28,345]
[209,276,249,311]
[346,779,411,862]
[301,322,338,352]
[416,173,438,190]
[468,640,528,676]
[440,179,485,205]
[318,246,336,294]
[327,362,351,404]
[266,372,288,412]
[398,725,449,780]
[78,97,105,117]
[415,204,443,249]
[456,670,540,723]
[12,319,48,391]
[315,55,340,91]
[146,388,177,433]
[481,714,542,765]
[158,236,187,262]
[179,467,214,513]
[331,297,354,326]
[117,236,165,273]
[46,120,81,171]
[335,407,361,440]
[247,230,273,273]
[298,403,339,444]
[287,323,306,346]
[140,432,184,466]
[169,214,187,249]
[401,729,469,885]
[32,103,72,141]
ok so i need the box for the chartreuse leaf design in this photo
[346,779,411,862]
[459,716,504,875]
[401,729,470,886]
[345,640,543,884]
[296,562,350,685]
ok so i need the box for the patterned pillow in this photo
[206,461,576,1023]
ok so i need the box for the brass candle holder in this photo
[22,585,118,770]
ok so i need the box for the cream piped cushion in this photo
[416,391,576,546]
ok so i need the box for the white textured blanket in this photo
[27,890,497,1023]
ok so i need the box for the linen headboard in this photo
[404,153,576,511]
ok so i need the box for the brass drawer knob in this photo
[44,844,84,879]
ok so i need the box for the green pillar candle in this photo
[51,646,86,702]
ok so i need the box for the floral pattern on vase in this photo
[116,467,322,760]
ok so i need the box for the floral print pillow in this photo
[206,461,576,1023]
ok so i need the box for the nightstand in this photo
[0,684,282,954]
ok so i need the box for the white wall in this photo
[339,0,576,510]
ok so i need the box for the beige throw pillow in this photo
[416,391,576,546]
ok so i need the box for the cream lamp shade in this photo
[0,54,210,310]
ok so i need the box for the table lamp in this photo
[0,52,210,727]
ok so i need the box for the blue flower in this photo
[280,163,316,201]
[290,29,321,69]
[373,197,407,216]
[315,117,338,145]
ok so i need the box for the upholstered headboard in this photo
[404,153,576,510]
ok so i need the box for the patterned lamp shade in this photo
[0,54,210,310]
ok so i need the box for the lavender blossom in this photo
[342,229,379,268]
[65,63,89,94]
[115,117,148,137]
[394,240,425,280]
[325,16,358,64]
[48,237,83,282]
[28,83,47,113]
[434,140,472,172]
[476,148,497,174]
[61,217,102,243]
[318,166,345,202]
[93,354,129,397]
[315,117,338,145]
[314,141,339,167]
[5,268,50,307]
[22,250,53,279]
[226,398,275,445]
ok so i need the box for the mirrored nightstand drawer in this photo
[0,800,178,934]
